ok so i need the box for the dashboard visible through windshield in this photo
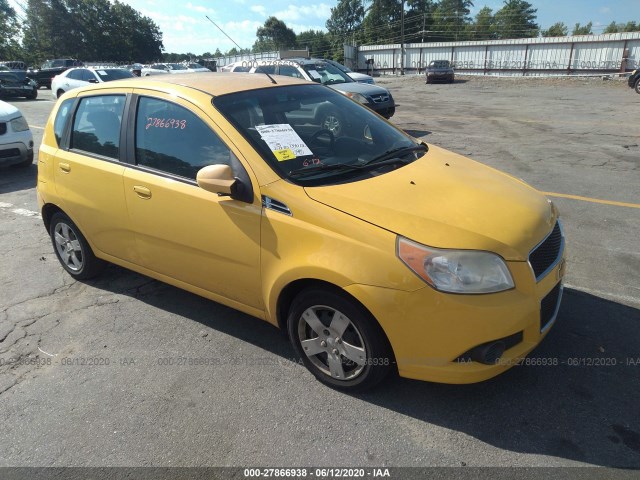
[213,84,426,186]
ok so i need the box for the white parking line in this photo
[0,202,41,218]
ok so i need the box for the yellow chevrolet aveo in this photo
[37,73,565,390]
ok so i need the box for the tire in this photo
[319,110,344,137]
[49,212,106,280]
[25,89,37,100]
[56,89,65,99]
[287,287,393,391]
[635,78,640,94]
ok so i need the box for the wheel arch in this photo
[275,278,396,363]
[41,203,64,232]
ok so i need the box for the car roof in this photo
[71,72,309,97]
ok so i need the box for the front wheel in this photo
[49,212,106,280]
[635,78,640,94]
[287,288,393,391]
[25,89,37,100]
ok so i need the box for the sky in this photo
[9,0,640,55]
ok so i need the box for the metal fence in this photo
[349,32,640,76]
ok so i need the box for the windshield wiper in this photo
[362,144,428,167]
[289,163,362,178]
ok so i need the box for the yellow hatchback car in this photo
[37,73,565,390]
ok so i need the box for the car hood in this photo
[0,100,20,119]
[347,72,374,82]
[303,145,555,261]
[328,81,390,97]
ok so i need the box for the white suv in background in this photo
[0,100,33,168]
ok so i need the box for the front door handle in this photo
[133,185,152,199]
[59,162,71,173]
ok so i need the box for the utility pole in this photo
[400,0,405,75]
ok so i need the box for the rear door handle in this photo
[59,162,71,173]
[133,185,152,199]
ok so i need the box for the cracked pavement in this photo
[0,78,638,470]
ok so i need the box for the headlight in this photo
[397,237,514,294]
[343,92,369,104]
[10,116,30,132]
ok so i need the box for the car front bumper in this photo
[344,254,566,384]
[0,141,34,167]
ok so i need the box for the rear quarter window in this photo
[53,99,75,146]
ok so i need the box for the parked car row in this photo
[224,58,395,120]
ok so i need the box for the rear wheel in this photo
[49,212,106,280]
[635,78,640,94]
[56,89,65,98]
[287,288,393,391]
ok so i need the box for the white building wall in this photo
[352,32,640,76]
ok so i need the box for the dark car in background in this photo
[628,68,640,93]
[29,58,83,89]
[0,66,38,99]
[426,60,455,84]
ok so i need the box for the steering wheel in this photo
[308,129,336,156]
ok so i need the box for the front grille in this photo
[371,94,390,103]
[0,148,20,159]
[540,283,562,332]
[0,122,6,135]
[529,221,563,281]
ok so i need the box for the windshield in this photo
[167,64,188,70]
[430,60,451,68]
[213,84,424,186]
[302,62,353,85]
[95,69,135,81]
[188,63,204,69]
[328,60,352,73]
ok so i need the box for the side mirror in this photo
[88,78,98,83]
[196,164,236,196]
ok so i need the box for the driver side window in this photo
[135,97,233,180]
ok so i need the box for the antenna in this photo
[256,66,277,84]
[205,15,244,52]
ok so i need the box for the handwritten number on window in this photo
[146,117,187,130]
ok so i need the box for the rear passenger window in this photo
[70,95,125,159]
[278,65,302,78]
[53,99,74,146]
[135,97,231,180]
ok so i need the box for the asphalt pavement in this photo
[0,76,638,473]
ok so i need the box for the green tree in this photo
[253,16,296,52]
[0,0,22,59]
[469,6,495,40]
[541,22,568,37]
[326,0,364,57]
[493,0,538,39]
[362,0,402,44]
[431,0,473,42]
[296,30,332,58]
[21,0,162,64]
[604,21,619,33]
[572,22,593,35]
[405,0,436,42]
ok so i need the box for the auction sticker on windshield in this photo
[256,124,313,160]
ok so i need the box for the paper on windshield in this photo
[97,70,107,75]
[308,70,321,80]
[256,124,313,161]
